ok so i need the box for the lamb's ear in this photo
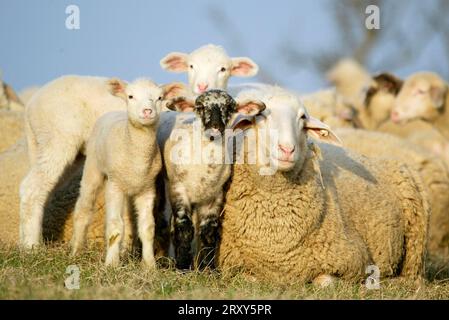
[304,115,342,146]
[162,82,188,100]
[430,84,448,109]
[3,83,22,104]
[373,72,403,94]
[235,99,266,115]
[231,57,259,77]
[160,52,189,73]
[107,78,127,100]
[166,97,195,112]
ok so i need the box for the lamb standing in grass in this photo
[218,85,429,284]
[160,44,259,96]
[71,78,163,268]
[19,75,185,248]
[158,90,265,269]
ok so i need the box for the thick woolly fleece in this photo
[336,128,449,255]
[218,141,429,283]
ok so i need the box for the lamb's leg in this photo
[121,198,135,257]
[71,157,104,255]
[197,193,223,270]
[104,181,125,267]
[170,184,193,270]
[19,142,80,248]
[134,188,157,269]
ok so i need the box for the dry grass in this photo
[1,243,449,300]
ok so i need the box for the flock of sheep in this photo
[1,44,449,287]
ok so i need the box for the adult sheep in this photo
[160,44,259,96]
[217,85,429,284]
[336,128,449,256]
[19,75,186,248]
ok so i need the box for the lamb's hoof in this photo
[313,274,336,288]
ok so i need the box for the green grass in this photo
[1,243,449,299]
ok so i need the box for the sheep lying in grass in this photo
[336,128,449,256]
[0,109,24,153]
[71,78,163,268]
[19,75,185,248]
[158,89,265,269]
[218,85,429,284]
[160,44,259,96]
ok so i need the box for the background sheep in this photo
[336,128,449,256]
[72,78,163,268]
[218,85,428,283]
[19,75,185,248]
[158,90,265,269]
[160,44,259,96]
[391,72,449,140]
[0,78,23,112]
[0,109,24,153]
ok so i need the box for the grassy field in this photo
[1,243,449,300]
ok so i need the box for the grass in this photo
[1,243,449,300]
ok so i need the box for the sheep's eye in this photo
[300,113,307,120]
[158,96,162,101]
[190,65,194,69]
[128,95,133,99]
[220,67,226,72]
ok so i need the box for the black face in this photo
[194,89,237,134]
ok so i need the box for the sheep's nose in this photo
[197,83,209,93]
[391,110,400,123]
[279,144,295,156]
[143,108,153,118]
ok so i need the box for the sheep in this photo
[160,44,259,96]
[391,72,449,140]
[0,109,24,153]
[0,78,23,112]
[0,139,169,258]
[335,128,449,256]
[19,75,186,248]
[299,88,357,129]
[217,85,429,283]
[19,86,40,105]
[158,89,266,269]
[326,58,372,107]
[71,78,163,268]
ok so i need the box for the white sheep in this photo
[158,89,265,269]
[218,85,428,283]
[19,75,186,248]
[71,78,163,268]
[160,44,259,96]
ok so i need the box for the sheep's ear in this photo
[231,57,259,77]
[235,99,266,115]
[166,97,195,112]
[430,84,448,109]
[3,83,22,104]
[160,52,189,73]
[373,72,403,94]
[162,82,188,100]
[107,78,127,100]
[304,115,342,146]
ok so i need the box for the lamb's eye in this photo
[300,113,307,120]
[128,95,133,99]
[158,96,162,101]
[220,67,226,72]
[190,65,194,69]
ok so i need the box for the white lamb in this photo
[71,78,163,268]
[160,44,259,96]
[19,75,185,248]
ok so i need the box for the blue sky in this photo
[0,0,446,92]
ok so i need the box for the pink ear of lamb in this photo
[304,115,342,146]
